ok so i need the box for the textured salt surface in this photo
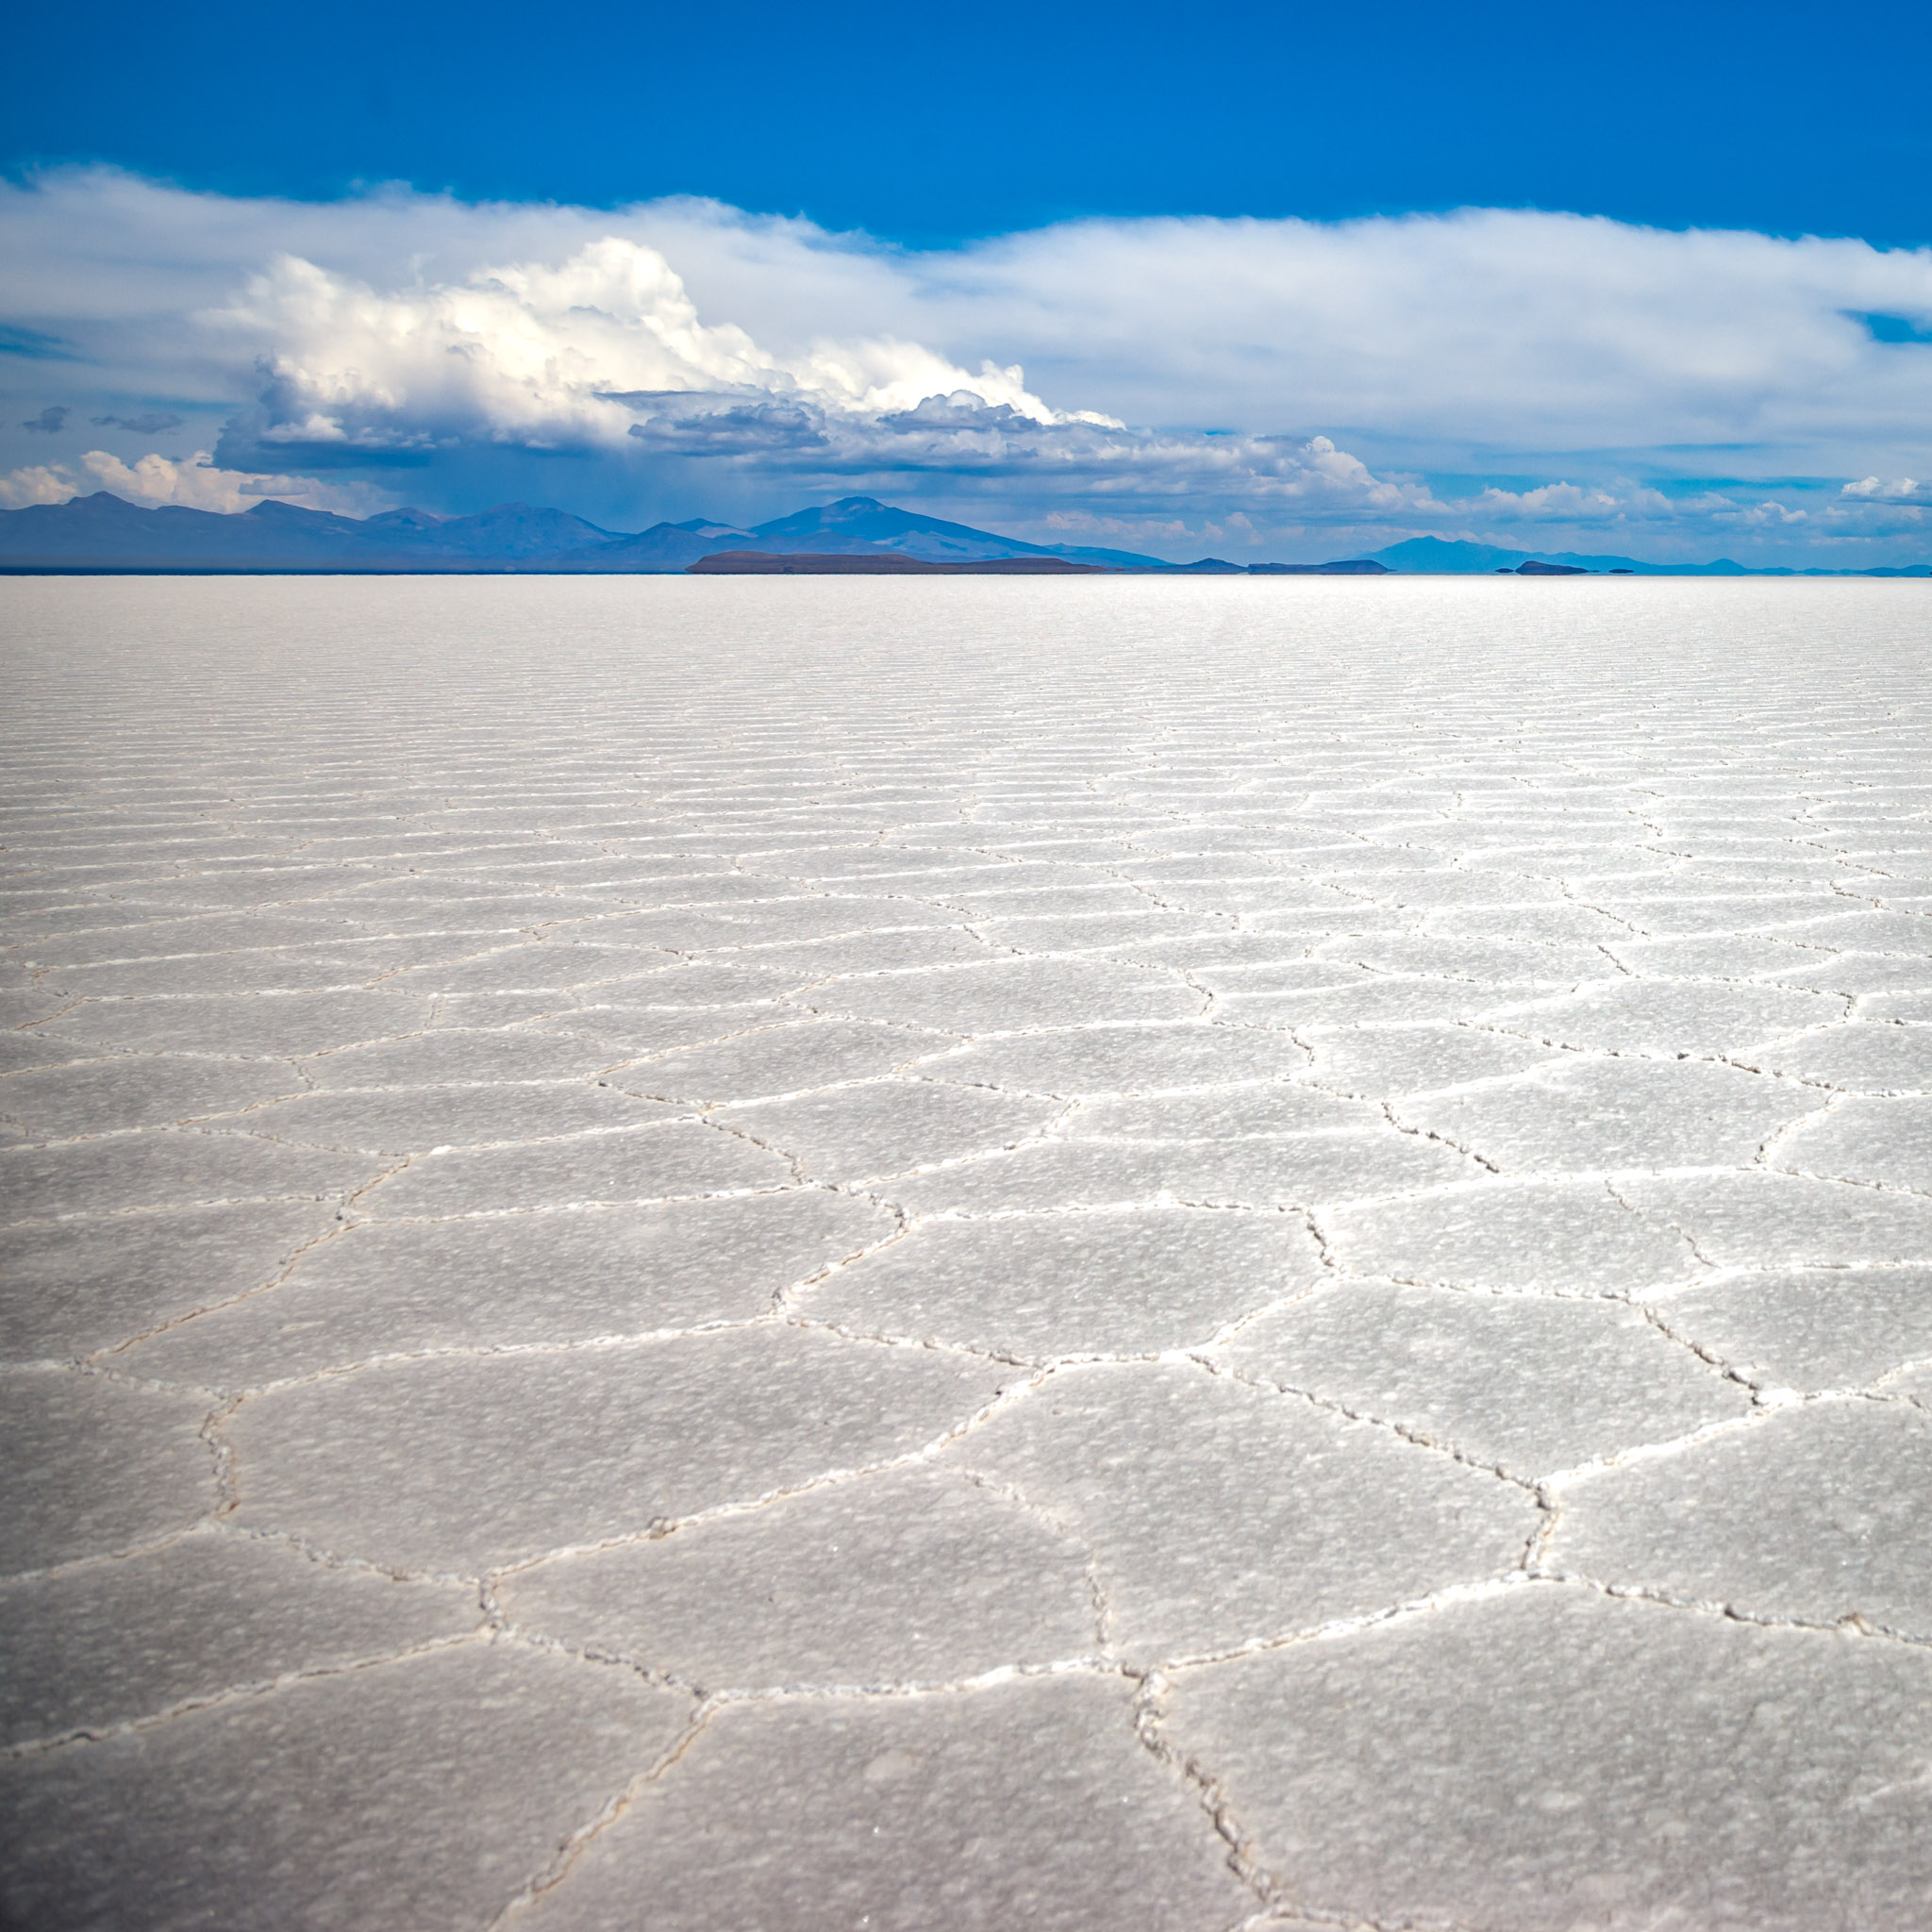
[3,574,1932,1930]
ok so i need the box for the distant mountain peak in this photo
[670,518,755,539]
[9,490,1907,578]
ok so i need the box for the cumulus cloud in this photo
[3,167,1931,559]
[208,239,1116,473]
[1841,475,1931,504]
[0,463,75,508]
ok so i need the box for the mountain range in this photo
[1364,536,1930,577]
[0,491,1925,577]
[0,492,1183,574]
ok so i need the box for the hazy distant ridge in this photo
[1,492,1924,576]
[1364,535,1931,577]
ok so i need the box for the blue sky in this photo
[4,0,1930,562]
[8,0,1931,249]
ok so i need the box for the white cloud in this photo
[938,212,1932,466]
[0,448,392,513]
[1713,499,1810,527]
[0,462,75,508]
[1841,475,1931,503]
[212,239,1116,467]
[4,168,1931,559]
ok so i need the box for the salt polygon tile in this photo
[1248,1921,1369,1932]
[102,870,349,911]
[1761,908,1932,954]
[425,991,584,1028]
[41,990,438,1058]
[1307,845,1455,877]
[1216,978,1541,1029]
[1592,892,1824,936]
[16,912,366,967]
[1677,861,1848,891]
[1619,1174,1932,1268]
[714,1080,1058,1182]
[1396,1056,1827,1173]
[331,892,614,936]
[0,1531,479,1743]
[0,1641,693,1932]
[1604,934,1832,979]
[1,1131,373,1224]
[1143,904,1406,942]
[965,910,1218,954]
[507,1672,1248,1932]
[235,1080,684,1155]
[808,1208,1326,1359]
[1324,1180,1699,1291]
[1495,979,1842,1057]
[1309,933,1606,984]
[932,1023,1312,1096]
[381,943,672,996]
[746,928,1004,979]
[39,948,391,999]
[304,932,546,979]
[813,957,1202,1033]
[1069,1084,1385,1138]
[536,1002,788,1060]
[1111,1127,1474,1204]
[942,1362,1535,1658]
[0,1033,97,1075]
[553,911,793,956]
[501,1464,1095,1688]
[1550,1399,1932,1633]
[1300,1024,1569,1095]
[1161,1584,1932,1931]
[1110,932,1344,974]
[884,1130,1469,1217]
[1861,991,1932,1022]
[886,1142,1205,1215]
[127,1191,892,1386]
[1772,1095,1932,1191]
[1102,879,1315,920]
[1889,1360,1932,1403]
[1785,954,1932,995]
[742,851,999,886]
[1421,900,1637,941]
[0,1056,309,1139]
[1,1371,213,1573]
[1756,1022,1932,1093]
[359,1120,791,1215]
[697,895,958,946]
[227,1326,1010,1574]
[0,1200,338,1360]
[1654,1267,1932,1391]
[298,1026,624,1088]
[0,990,84,1028]
[611,1019,952,1104]
[1224,1283,1748,1474]
[937,882,1155,918]
[558,959,801,1006]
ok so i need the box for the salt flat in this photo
[4,574,1932,1931]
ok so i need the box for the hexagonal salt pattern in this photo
[6,574,1932,1929]
[1159,1585,1932,1930]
